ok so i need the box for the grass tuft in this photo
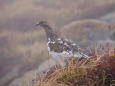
[25,42,115,86]
[30,48,115,86]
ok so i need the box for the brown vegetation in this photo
[1,0,115,86]
[32,47,115,86]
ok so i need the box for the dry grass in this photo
[1,0,115,85]
[0,30,47,62]
[1,0,115,29]
[0,29,48,83]
[30,45,115,86]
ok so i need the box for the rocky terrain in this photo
[0,0,115,86]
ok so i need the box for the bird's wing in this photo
[62,38,83,54]
[48,38,83,54]
[61,38,89,58]
[48,40,71,53]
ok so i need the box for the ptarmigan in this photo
[35,21,89,65]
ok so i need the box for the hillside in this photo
[0,0,115,86]
[9,19,115,86]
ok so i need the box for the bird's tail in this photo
[81,54,90,59]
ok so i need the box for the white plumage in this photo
[36,21,89,65]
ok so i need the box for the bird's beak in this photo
[35,23,40,26]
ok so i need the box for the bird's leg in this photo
[58,56,65,67]
[59,60,64,67]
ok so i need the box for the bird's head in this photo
[35,21,49,27]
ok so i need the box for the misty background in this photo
[0,0,115,86]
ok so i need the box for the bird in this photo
[35,21,89,65]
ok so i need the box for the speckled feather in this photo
[36,21,89,59]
